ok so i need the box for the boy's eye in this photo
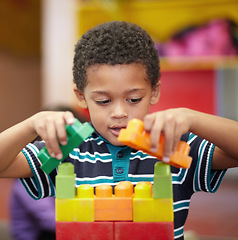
[95,99,111,105]
[127,98,142,103]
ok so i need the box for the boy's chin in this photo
[108,138,125,146]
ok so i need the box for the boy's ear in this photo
[73,85,88,109]
[150,80,161,105]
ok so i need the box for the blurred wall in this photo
[0,0,41,132]
[0,0,41,225]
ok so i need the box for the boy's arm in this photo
[0,118,37,178]
[189,110,238,170]
[0,111,75,178]
[0,152,33,178]
[144,108,238,170]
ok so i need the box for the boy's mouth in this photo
[109,126,126,137]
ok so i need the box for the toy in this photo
[118,118,192,169]
[51,118,179,239]
[38,119,94,174]
[56,183,94,222]
[94,182,133,221]
[55,162,174,240]
[56,162,76,199]
[56,222,174,240]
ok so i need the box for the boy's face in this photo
[74,63,160,146]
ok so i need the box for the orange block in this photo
[94,182,133,221]
[118,118,192,169]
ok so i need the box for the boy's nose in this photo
[111,102,128,119]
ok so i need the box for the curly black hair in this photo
[73,21,160,91]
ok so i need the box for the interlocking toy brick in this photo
[133,182,173,222]
[56,184,94,222]
[38,119,94,174]
[56,221,173,240]
[118,118,192,169]
[94,182,133,221]
[153,162,173,199]
[114,222,174,240]
[56,163,76,199]
[74,184,95,222]
[56,222,114,240]
[56,199,76,222]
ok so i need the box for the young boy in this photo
[0,21,238,240]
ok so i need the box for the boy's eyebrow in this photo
[91,88,145,95]
[91,91,109,95]
[126,88,145,93]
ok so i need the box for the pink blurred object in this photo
[162,19,237,57]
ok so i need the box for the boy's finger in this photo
[144,114,155,132]
[46,122,62,160]
[55,118,68,146]
[44,139,55,159]
[64,111,75,125]
[149,117,163,153]
[172,126,183,154]
[162,121,175,163]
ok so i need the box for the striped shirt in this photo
[20,128,226,240]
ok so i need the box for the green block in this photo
[38,119,94,174]
[152,162,173,199]
[56,163,76,199]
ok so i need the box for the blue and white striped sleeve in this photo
[20,142,56,200]
[188,133,227,193]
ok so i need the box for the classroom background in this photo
[0,0,238,239]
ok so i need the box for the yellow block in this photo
[56,184,95,222]
[55,199,75,222]
[56,198,94,222]
[133,198,174,222]
[133,182,173,222]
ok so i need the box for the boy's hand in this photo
[31,111,75,160]
[144,108,192,163]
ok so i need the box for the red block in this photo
[56,222,114,240]
[114,222,174,240]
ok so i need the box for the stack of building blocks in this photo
[118,118,192,169]
[37,118,192,239]
[55,162,174,240]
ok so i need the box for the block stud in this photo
[96,185,112,198]
[77,184,94,198]
[115,181,133,197]
[134,182,152,198]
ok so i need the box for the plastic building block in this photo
[94,182,133,221]
[74,184,94,222]
[133,182,173,222]
[56,184,94,222]
[38,119,94,174]
[153,162,173,199]
[56,222,173,240]
[55,163,175,238]
[55,163,76,199]
[114,222,174,240]
[118,118,192,169]
[56,222,114,240]
[56,199,76,222]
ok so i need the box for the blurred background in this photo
[0,0,238,239]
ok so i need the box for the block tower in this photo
[55,161,174,240]
[37,118,192,240]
